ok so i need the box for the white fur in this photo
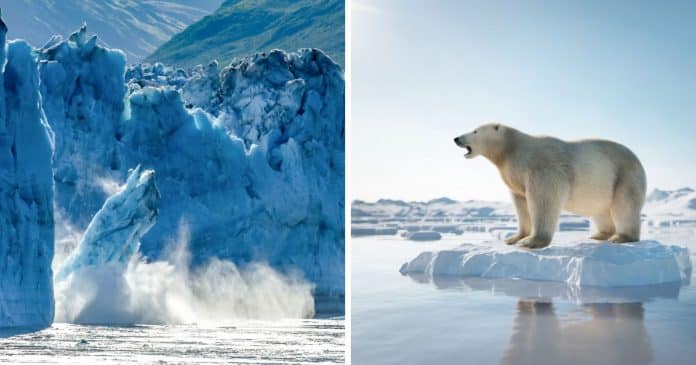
[454,123,646,248]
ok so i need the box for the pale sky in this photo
[351,0,696,202]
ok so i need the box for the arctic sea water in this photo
[352,229,696,365]
[0,318,345,364]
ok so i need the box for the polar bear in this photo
[453,123,646,248]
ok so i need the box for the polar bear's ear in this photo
[494,124,500,131]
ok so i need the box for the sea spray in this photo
[55,225,315,324]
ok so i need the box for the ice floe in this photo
[400,241,692,287]
[403,231,442,241]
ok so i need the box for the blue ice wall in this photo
[0,18,55,328]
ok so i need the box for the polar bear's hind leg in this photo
[609,178,644,243]
[590,210,615,240]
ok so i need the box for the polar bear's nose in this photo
[454,137,460,144]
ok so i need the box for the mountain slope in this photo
[146,0,344,68]
[1,0,222,62]
[644,187,696,223]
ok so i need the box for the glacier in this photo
[0,7,342,329]
[0,18,55,328]
[38,25,344,297]
[400,241,692,287]
[56,166,160,281]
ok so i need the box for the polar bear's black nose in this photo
[454,137,460,144]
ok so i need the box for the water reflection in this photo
[500,301,652,365]
[403,273,686,365]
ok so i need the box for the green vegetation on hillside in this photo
[146,0,344,68]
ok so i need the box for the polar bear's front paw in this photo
[505,233,527,245]
[518,235,551,249]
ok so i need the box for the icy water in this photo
[352,229,696,365]
[0,318,344,364]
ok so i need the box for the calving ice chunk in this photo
[57,166,160,280]
[0,16,55,328]
[400,241,692,287]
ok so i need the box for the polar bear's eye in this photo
[474,130,477,134]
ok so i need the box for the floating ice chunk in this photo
[405,274,684,304]
[57,166,160,280]
[400,241,692,287]
[351,226,398,237]
[558,217,590,231]
[404,231,442,241]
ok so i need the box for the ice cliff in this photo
[0,19,55,327]
[39,26,344,296]
[400,241,692,287]
[57,166,160,280]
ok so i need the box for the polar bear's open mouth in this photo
[463,145,472,156]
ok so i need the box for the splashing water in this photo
[54,227,315,324]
